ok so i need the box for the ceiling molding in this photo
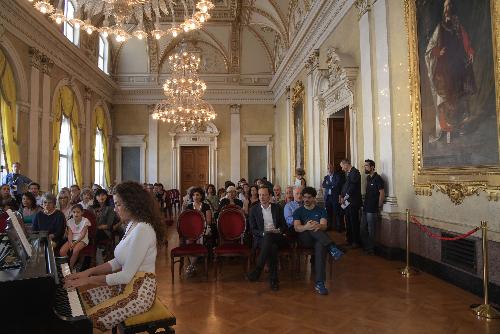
[1,0,116,101]
[269,0,354,102]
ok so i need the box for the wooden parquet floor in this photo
[107,226,500,334]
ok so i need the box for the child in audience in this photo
[60,204,90,270]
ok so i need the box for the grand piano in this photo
[0,210,92,334]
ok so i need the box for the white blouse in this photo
[105,222,157,286]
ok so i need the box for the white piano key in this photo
[59,263,84,317]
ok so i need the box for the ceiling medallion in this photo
[31,0,215,42]
[151,44,216,132]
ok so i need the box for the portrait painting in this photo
[415,0,498,168]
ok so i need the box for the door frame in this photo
[243,135,273,183]
[170,122,219,190]
[115,135,146,183]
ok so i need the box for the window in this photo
[63,0,79,46]
[98,34,109,74]
[94,129,106,187]
[58,116,75,191]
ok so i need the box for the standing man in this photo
[340,159,362,248]
[361,160,385,255]
[322,163,345,231]
[3,162,32,202]
[247,186,288,291]
[271,185,285,207]
[293,187,344,295]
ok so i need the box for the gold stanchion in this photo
[471,221,500,319]
[400,209,418,277]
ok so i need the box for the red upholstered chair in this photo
[78,210,97,268]
[170,209,208,282]
[213,208,250,280]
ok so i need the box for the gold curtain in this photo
[0,49,20,169]
[51,85,83,192]
[91,106,111,187]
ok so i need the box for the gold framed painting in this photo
[405,0,500,204]
[291,81,305,176]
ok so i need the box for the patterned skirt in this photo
[81,272,157,331]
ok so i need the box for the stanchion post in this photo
[400,209,418,277]
[471,221,500,319]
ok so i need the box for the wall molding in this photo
[114,135,147,183]
[269,0,355,102]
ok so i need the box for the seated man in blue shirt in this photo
[284,186,303,230]
[293,187,344,295]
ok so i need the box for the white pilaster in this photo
[230,104,241,182]
[84,88,92,186]
[305,50,320,189]
[147,110,158,183]
[373,0,398,212]
[28,48,41,181]
[359,8,375,160]
[285,87,291,185]
[40,59,52,192]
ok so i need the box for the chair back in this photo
[221,204,242,212]
[82,209,97,244]
[177,209,206,243]
[217,208,246,242]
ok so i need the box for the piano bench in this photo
[111,298,176,334]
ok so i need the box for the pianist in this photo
[64,181,165,332]
[32,193,66,248]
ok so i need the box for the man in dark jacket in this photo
[322,163,345,231]
[340,159,362,247]
[246,186,287,291]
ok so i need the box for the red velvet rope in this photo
[410,216,480,241]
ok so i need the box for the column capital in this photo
[18,101,30,114]
[305,49,320,73]
[29,47,44,70]
[230,104,241,114]
[84,87,92,101]
[41,54,54,75]
[355,0,373,19]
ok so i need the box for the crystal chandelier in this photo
[30,0,215,42]
[151,46,216,132]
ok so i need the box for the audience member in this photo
[92,184,103,194]
[340,159,362,248]
[59,204,90,269]
[19,191,41,225]
[185,187,213,276]
[247,186,287,291]
[0,184,12,201]
[70,184,81,205]
[79,188,94,210]
[361,159,385,255]
[243,185,259,215]
[294,168,307,187]
[272,185,285,207]
[92,189,115,258]
[28,182,43,206]
[57,189,72,220]
[322,163,345,231]
[293,187,344,295]
[217,187,226,199]
[284,186,294,204]
[153,183,166,209]
[206,184,219,211]
[224,180,236,190]
[32,193,66,249]
[219,186,243,211]
[3,162,31,201]
[0,198,20,233]
[182,186,194,211]
[284,186,303,229]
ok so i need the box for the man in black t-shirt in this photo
[361,159,385,255]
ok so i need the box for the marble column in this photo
[357,0,375,161]
[28,48,42,181]
[372,0,398,212]
[230,104,241,182]
[147,106,158,183]
[39,54,54,192]
[305,50,321,189]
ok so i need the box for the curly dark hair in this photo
[92,189,111,208]
[22,192,38,209]
[113,181,165,245]
[189,187,206,202]
[206,184,216,196]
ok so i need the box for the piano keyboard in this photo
[54,262,85,318]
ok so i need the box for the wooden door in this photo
[328,107,350,170]
[180,146,209,195]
